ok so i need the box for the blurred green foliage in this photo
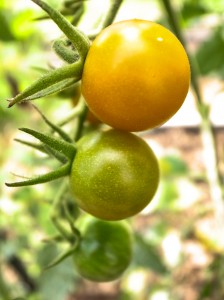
[1,0,224,299]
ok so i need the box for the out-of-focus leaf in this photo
[199,255,224,299]
[156,180,179,211]
[196,26,224,77]
[181,1,209,20]
[0,11,15,41]
[203,0,224,13]
[133,234,167,275]
[159,155,188,178]
[11,10,37,39]
[37,244,78,300]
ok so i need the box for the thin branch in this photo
[32,104,72,142]
[160,0,224,235]
[88,0,124,39]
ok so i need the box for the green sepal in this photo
[8,64,81,107]
[31,0,90,60]
[32,105,72,142]
[14,138,67,163]
[19,127,76,160]
[43,145,68,163]
[5,162,71,187]
[53,38,79,64]
[14,138,46,153]
[24,77,77,100]
[33,2,84,25]
[44,243,78,270]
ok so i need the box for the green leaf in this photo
[37,244,78,300]
[196,26,224,77]
[159,155,188,178]
[133,234,167,275]
[0,10,15,41]
[156,180,179,211]
[181,1,209,20]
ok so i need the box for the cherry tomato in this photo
[81,20,190,132]
[70,129,159,220]
[73,216,132,282]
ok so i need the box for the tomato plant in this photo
[81,19,190,132]
[70,129,159,220]
[73,216,133,282]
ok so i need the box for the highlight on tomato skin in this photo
[81,19,191,132]
[73,215,133,282]
[70,129,160,221]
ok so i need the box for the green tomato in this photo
[73,216,133,282]
[70,129,159,220]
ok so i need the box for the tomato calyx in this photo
[44,237,80,270]
[5,103,79,187]
[6,0,123,109]
[5,128,75,187]
[7,0,90,108]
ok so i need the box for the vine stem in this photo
[72,0,124,139]
[160,0,224,239]
[51,181,80,243]
[102,0,124,28]
[88,0,124,39]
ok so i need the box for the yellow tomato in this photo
[81,19,190,132]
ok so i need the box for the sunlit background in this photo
[1,0,224,299]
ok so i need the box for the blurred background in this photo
[1,0,224,299]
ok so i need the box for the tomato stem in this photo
[74,97,88,141]
[31,104,73,143]
[51,181,81,243]
[102,0,124,28]
[88,0,124,40]
[57,96,86,127]
[161,0,224,239]
[160,0,203,105]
